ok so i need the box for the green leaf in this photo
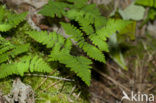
[119,3,145,21]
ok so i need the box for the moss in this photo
[0,78,12,94]
[23,76,88,103]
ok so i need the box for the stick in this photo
[25,73,74,81]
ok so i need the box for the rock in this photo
[4,78,35,103]
[4,0,48,9]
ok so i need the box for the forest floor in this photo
[0,0,156,103]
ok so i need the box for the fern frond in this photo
[0,55,52,78]
[61,23,106,63]
[39,0,70,18]
[0,6,27,32]
[49,52,92,85]
[0,24,12,32]
[26,30,92,85]
[26,31,66,48]
[67,0,88,9]
[96,19,131,40]
[81,4,101,16]
[135,0,156,8]
[0,37,29,63]
[7,12,28,28]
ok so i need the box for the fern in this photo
[39,0,70,18]
[35,0,131,85]
[67,0,88,9]
[61,23,106,63]
[0,55,52,78]
[0,36,52,78]
[135,0,156,8]
[26,31,92,85]
[39,0,100,18]
[0,37,29,63]
[61,19,130,62]
[0,6,27,32]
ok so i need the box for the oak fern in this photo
[33,0,131,85]
[26,31,92,85]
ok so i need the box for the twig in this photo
[69,85,76,96]
[34,70,57,90]
[75,91,81,100]
[25,73,74,81]
[90,92,109,103]
[42,79,62,92]
[106,63,130,80]
[59,81,65,93]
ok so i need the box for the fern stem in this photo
[25,73,74,81]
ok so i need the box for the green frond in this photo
[26,30,92,85]
[49,52,92,86]
[0,6,27,32]
[0,24,12,32]
[89,35,109,52]
[25,0,131,86]
[61,23,106,63]
[0,55,52,79]
[10,44,30,58]
[67,9,95,25]
[81,4,101,16]
[7,12,28,28]
[96,19,131,40]
[94,16,107,30]
[26,31,66,48]
[39,0,70,18]
[0,64,17,79]
[135,0,156,8]
[0,37,29,63]
[67,0,88,9]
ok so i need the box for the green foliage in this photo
[0,0,130,86]
[0,6,27,32]
[26,31,92,85]
[0,7,52,80]
[0,55,52,78]
[39,0,70,18]
[0,36,52,79]
[0,36,29,63]
[135,0,156,8]
[148,8,156,20]
[61,22,106,63]
[33,0,131,85]
[39,0,100,18]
